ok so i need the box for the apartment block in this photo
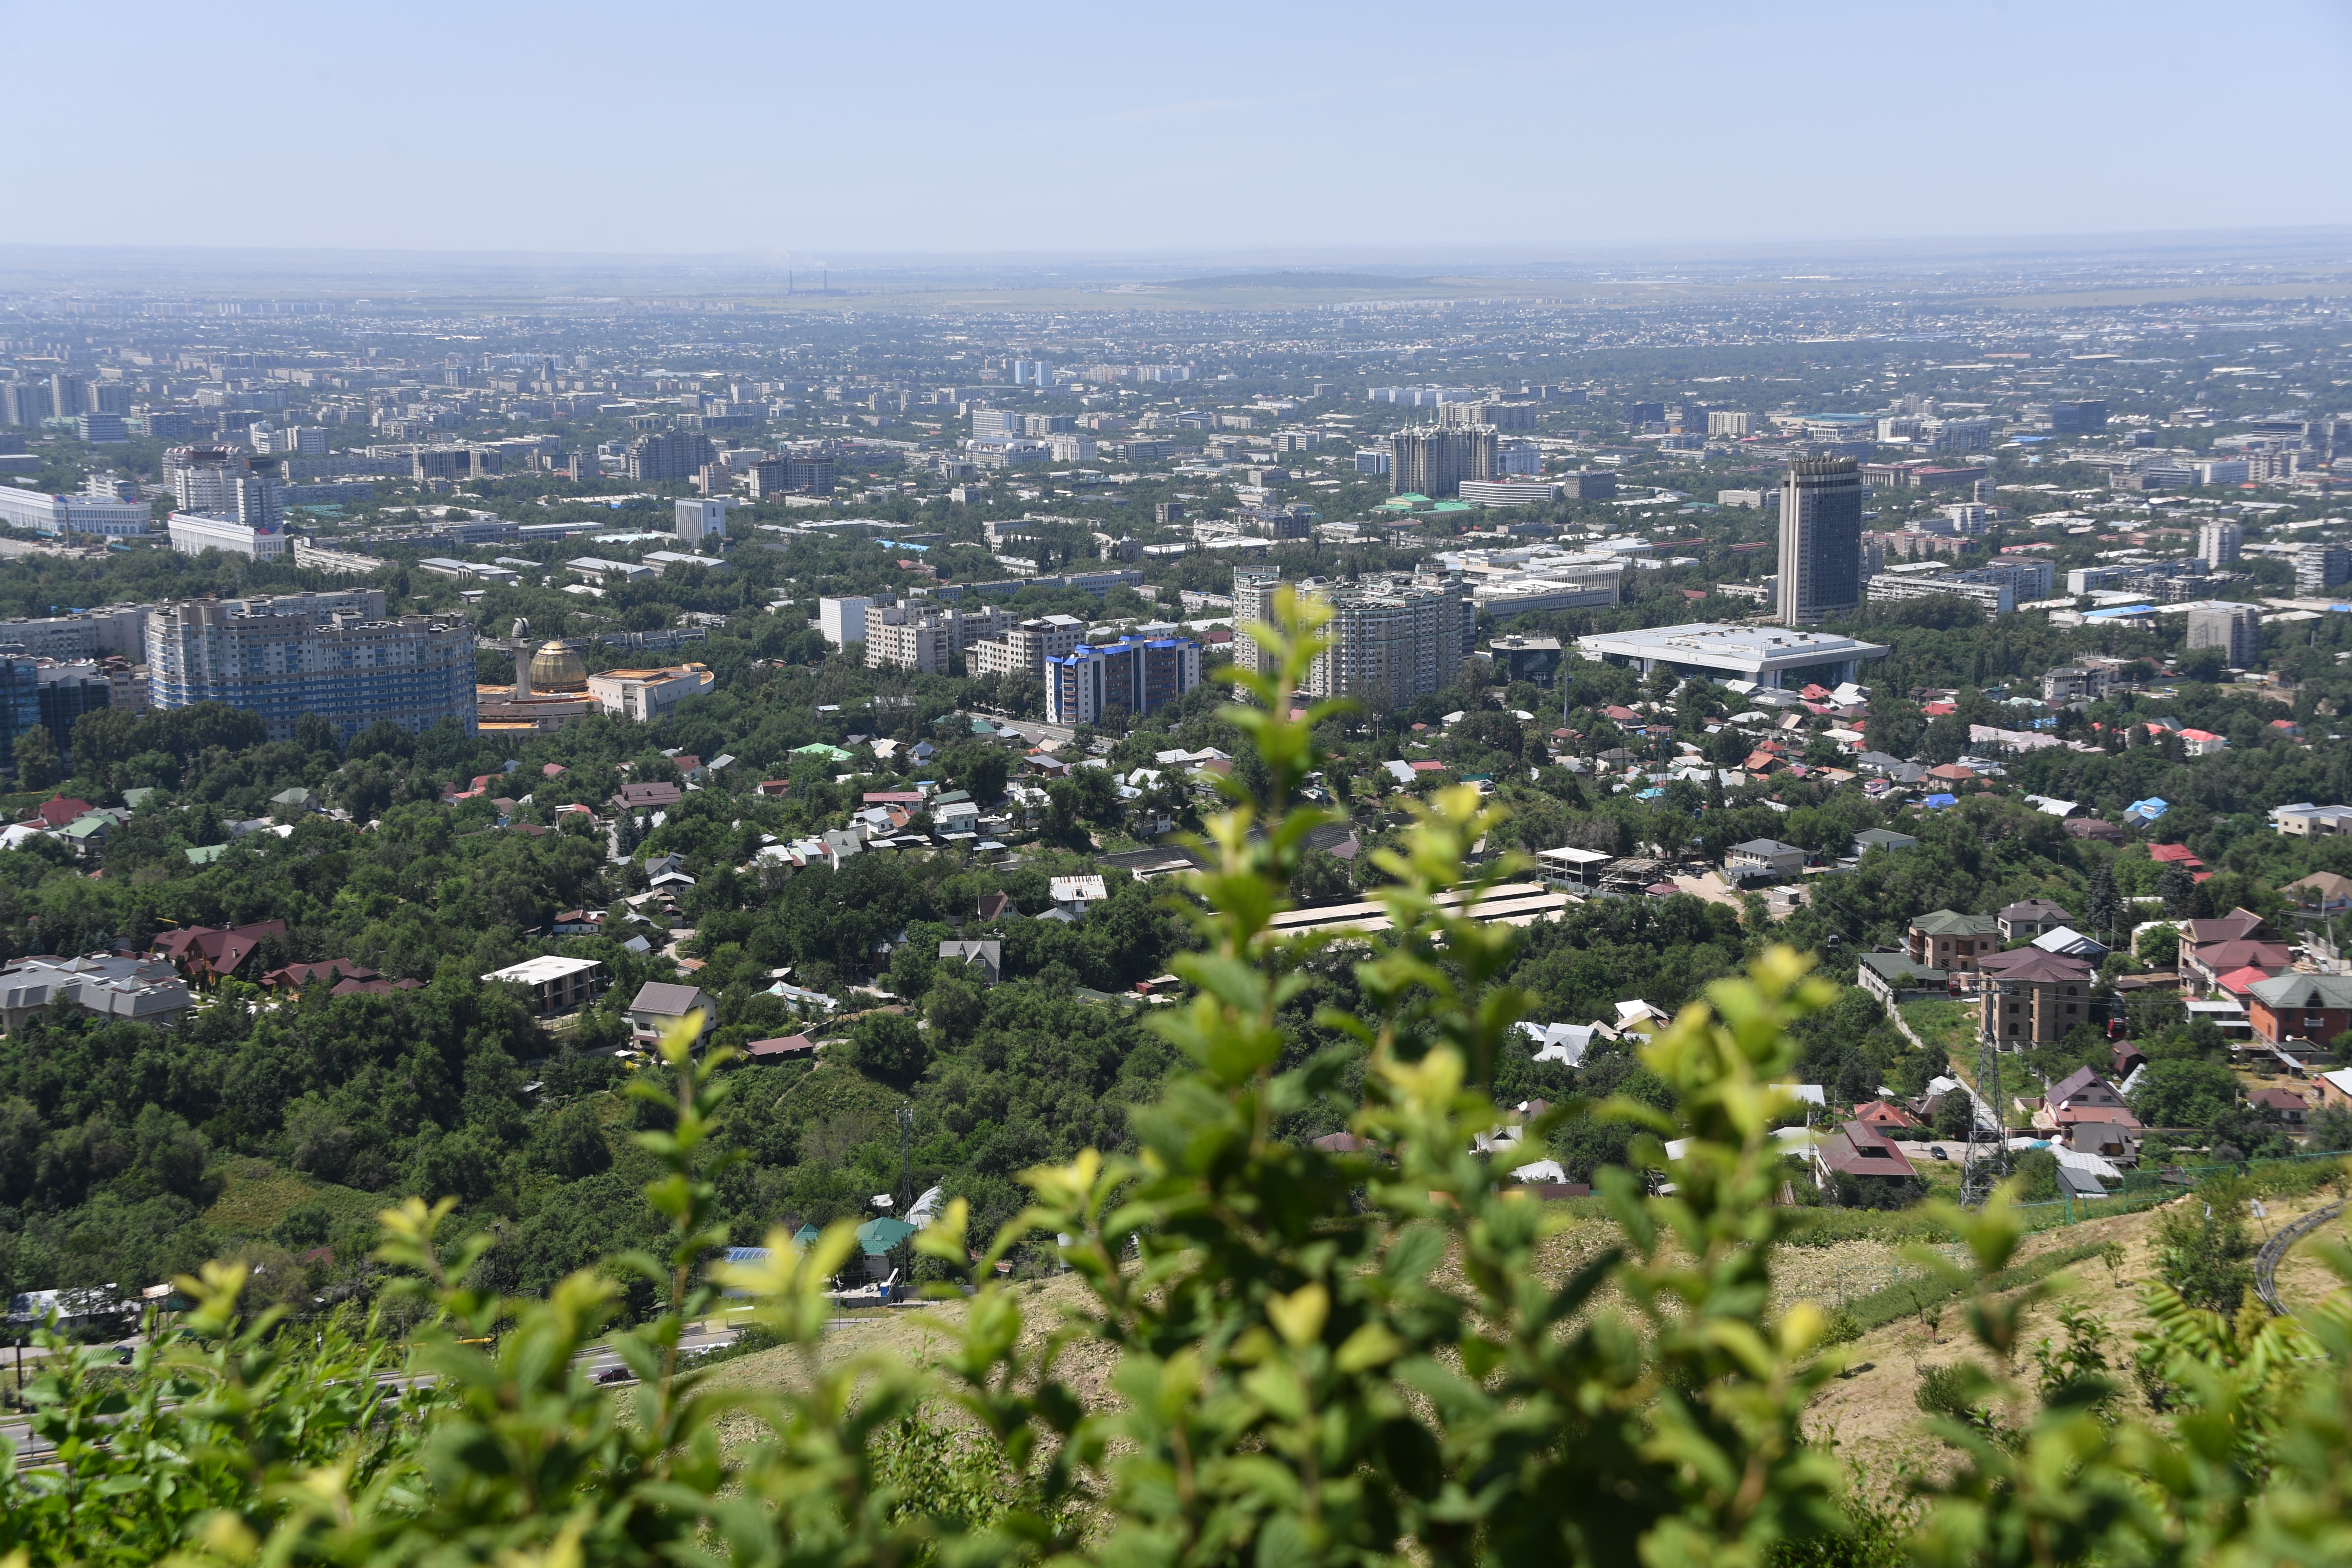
[145,599,477,743]
[1044,636,1204,726]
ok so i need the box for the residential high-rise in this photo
[1231,568,1466,708]
[145,600,477,744]
[0,381,50,427]
[2197,521,2243,571]
[2294,543,2350,595]
[1044,636,1204,726]
[1390,425,1495,499]
[967,615,1086,683]
[625,427,715,483]
[2186,604,2260,668]
[1776,456,1865,626]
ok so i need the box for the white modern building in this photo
[819,596,883,647]
[1575,623,1889,690]
[166,512,288,560]
[585,664,715,722]
[0,485,151,538]
[675,497,731,545]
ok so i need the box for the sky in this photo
[7,0,2351,264]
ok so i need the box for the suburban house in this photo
[612,781,685,812]
[1976,948,2096,1046]
[152,920,288,983]
[481,955,610,1016]
[1725,838,1807,880]
[1997,898,2073,944]
[2178,911,2292,994]
[627,981,719,1049]
[0,955,194,1030]
[2316,1068,2352,1113]
[1811,1120,1921,1191]
[1852,828,1918,855]
[2038,1066,2139,1132]
[2248,1086,2311,1124]
[936,939,1003,985]
[2244,972,2352,1049]
[2064,1122,2138,1162]
[1908,910,1999,973]
[1851,1098,1923,1136]
[1858,951,1948,1006]
[2283,871,2352,919]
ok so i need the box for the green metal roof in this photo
[1911,909,1996,936]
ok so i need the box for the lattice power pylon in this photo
[1960,1008,2009,1206]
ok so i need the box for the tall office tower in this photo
[2186,604,2260,668]
[2196,521,2243,571]
[1390,425,1496,498]
[1777,456,1865,626]
[145,600,477,745]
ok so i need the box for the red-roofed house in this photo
[1409,760,1446,773]
[32,797,92,830]
[1853,1099,1923,1135]
[2150,843,2203,868]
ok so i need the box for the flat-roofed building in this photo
[585,664,714,722]
[1574,622,1887,691]
[480,955,609,1016]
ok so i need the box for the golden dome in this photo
[528,641,587,691]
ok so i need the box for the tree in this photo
[2129,1057,2240,1131]
[2158,860,2197,917]
[841,1010,928,1088]
[10,724,62,791]
[2151,1187,2255,1313]
[2087,862,2121,943]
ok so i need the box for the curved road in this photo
[2254,1199,2344,1315]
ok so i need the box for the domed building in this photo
[528,641,588,691]
[478,637,599,735]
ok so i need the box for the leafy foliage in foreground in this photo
[0,595,2346,1568]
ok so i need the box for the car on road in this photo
[1929,1146,1949,1161]
[594,1364,635,1385]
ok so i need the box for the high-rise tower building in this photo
[1230,568,1466,708]
[1777,456,1864,626]
[1390,425,1496,499]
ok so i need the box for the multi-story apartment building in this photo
[0,605,154,661]
[967,615,1085,682]
[626,427,715,484]
[1391,425,1496,499]
[2186,604,2260,667]
[1231,569,1467,706]
[145,599,477,744]
[862,604,1018,673]
[1045,636,1204,727]
[2196,521,2243,569]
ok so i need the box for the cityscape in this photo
[0,0,2350,1557]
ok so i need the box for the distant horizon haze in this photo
[5,0,2349,258]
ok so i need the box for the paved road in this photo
[2255,1199,2344,1315]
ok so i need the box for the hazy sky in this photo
[10,0,2350,261]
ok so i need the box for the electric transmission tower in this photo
[1960,997,2008,1206]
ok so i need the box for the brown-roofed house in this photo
[261,959,379,990]
[627,981,716,1050]
[1997,898,2073,944]
[152,920,288,982]
[745,1034,818,1059]
[2249,1086,2310,1124]
[1977,947,2095,1045]
[612,782,685,811]
[1812,1120,1921,1187]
